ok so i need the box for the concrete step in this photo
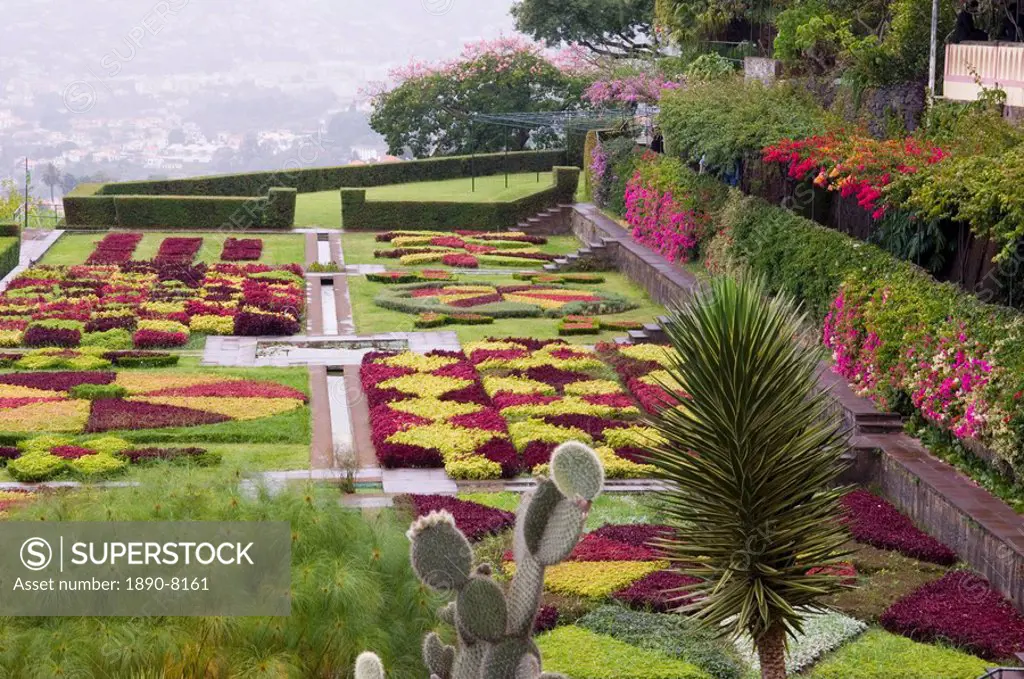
[553,258,569,266]
[627,329,650,342]
[614,336,633,346]
[566,253,580,261]
[642,323,662,333]
[577,248,592,256]
[542,263,560,272]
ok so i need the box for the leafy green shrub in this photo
[7,452,65,482]
[80,328,134,350]
[107,353,179,368]
[69,453,128,478]
[536,626,711,679]
[774,1,874,75]
[807,628,989,679]
[577,606,747,679]
[659,80,831,173]
[684,54,735,82]
[69,384,129,401]
[720,191,902,320]
[0,237,18,282]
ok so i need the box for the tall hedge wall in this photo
[94,150,567,197]
[63,186,297,230]
[0,237,20,281]
[341,166,579,231]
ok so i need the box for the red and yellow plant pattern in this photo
[0,261,304,348]
[0,371,307,434]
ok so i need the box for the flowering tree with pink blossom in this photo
[367,37,591,158]
[584,72,684,106]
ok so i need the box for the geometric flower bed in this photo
[0,348,179,371]
[374,281,637,320]
[879,570,1024,661]
[596,342,686,413]
[374,230,555,268]
[405,493,515,541]
[2,434,218,482]
[503,522,684,604]
[465,339,654,476]
[154,237,203,265]
[221,238,263,261]
[0,371,308,435]
[840,490,958,565]
[360,350,517,479]
[0,261,304,348]
[85,232,143,265]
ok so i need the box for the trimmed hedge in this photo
[64,186,297,230]
[0,237,19,282]
[0,223,20,237]
[341,166,580,231]
[93,150,567,197]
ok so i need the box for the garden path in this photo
[0,229,63,293]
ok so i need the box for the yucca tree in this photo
[644,275,851,679]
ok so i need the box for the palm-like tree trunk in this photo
[757,625,788,679]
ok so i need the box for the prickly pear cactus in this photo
[356,441,604,679]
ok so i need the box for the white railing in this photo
[945,41,1024,107]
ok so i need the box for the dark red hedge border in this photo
[880,570,1024,660]
[841,489,957,565]
[407,494,515,542]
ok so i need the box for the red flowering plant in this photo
[763,133,947,219]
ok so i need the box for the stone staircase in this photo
[977,656,1024,678]
[613,314,670,346]
[513,203,575,236]
[542,238,612,273]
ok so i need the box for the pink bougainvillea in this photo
[584,74,684,106]
[624,171,710,264]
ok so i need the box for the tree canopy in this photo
[511,0,661,58]
[368,38,588,158]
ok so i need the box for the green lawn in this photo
[349,272,666,344]
[341,232,583,268]
[41,232,305,266]
[295,172,556,228]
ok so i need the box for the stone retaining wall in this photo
[570,202,1024,612]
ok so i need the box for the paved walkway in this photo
[0,230,63,292]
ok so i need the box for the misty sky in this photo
[2,0,519,101]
